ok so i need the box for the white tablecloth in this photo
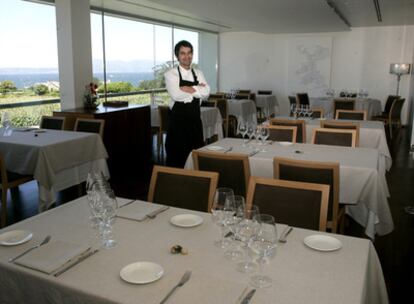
[0,129,109,211]
[310,97,382,119]
[185,138,393,239]
[0,196,388,304]
[151,106,223,141]
[227,99,257,125]
[255,94,279,115]
[276,117,392,170]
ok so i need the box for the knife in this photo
[53,248,99,277]
[241,289,256,304]
[146,206,170,219]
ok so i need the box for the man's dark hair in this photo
[174,40,193,57]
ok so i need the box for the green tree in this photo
[33,84,49,95]
[0,80,17,93]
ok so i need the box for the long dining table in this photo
[0,128,109,211]
[0,196,388,304]
[185,138,393,239]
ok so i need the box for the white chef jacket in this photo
[164,65,210,107]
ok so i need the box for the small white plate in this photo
[0,230,33,246]
[304,234,342,252]
[170,214,204,228]
[120,262,164,284]
[278,141,293,146]
[206,145,224,151]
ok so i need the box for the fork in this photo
[9,235,51,263]
[159,270,192,303]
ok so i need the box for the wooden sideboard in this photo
[54,104,152,197]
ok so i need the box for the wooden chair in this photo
[148,165,218,212]
[288,96,298,116]
[266,125,297,143]
[246,176,329,231]
[336,110,367,120]
[74,118,105,137]
[40,116,66,130]
[321,120,360,146]
[0,155,33,227]
[312,128,357,148]
[257,90,272,95]
[386,98,406,139]
[333,98,355,115]
[311,108,324,119]
[215,99,236,138]
[201,100,216,107]
[270,118,306,143]
[296,93,310,106]
[274,157,344,233]
[157,106,170,159]
[209,93,225,100]
[192,150,250,197]
[372,95,399,120]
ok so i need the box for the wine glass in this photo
[236,205,260,273]
[247,122,255,143]
[249,214,277,288]
[259,127,269,151]
[254,125,262,144]
[211,188,235,248]
[98,191,117,249]
[237,120,248,146]
[224,195,246,261]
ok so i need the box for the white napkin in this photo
[117,200,165,221]
[14,240,91,274]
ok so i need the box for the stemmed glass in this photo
[236,205,260,273]
[249,214,278,288]
[224,195,246,261]
[97,190,117,249]
[237,120,248,146]
[246,122,256,144]
[1,112,12,136]
[308,107,314,119]
[254,125,263,145]
[263,106,271,124]
[259,127,269,152]
[211,188,235,248]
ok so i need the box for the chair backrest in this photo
[148,165,218,212]
[192,151,250,197]
[209,93,225,100]
[233,93,251,100]
[158,106,170,133]
[246,177,329,231]
[288,96,297,106]
[390,98,405,121]
[257,90,272,95]
[321,120,360,146]
[238,90,251,94]
[384,95,399,114]
[266,125,297,143]
[74,118,105,137]
[335,110,367,120]
[201,100,216,107]
[311,108,324,118]
[40,116,65,130]
[214,99,228,121]
[270,119,306,143]
[333,99,355,113]
[274,157,339,231]
[312,128,357,147]
[296,93,310,106]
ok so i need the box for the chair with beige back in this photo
[148,165,218,212]
[257,90,272,95]
[74,118,105,137]
[270,119,306,143]
[333,98,355,115]
[40,116,66,130]
[192,150,250,197]
[336,110,367,121]
[266,125,297,143]
[0,154,33,227]
[246,177,329,231]
[312,128,357,147]
[311,108,324,119]
[274,157,344,233]
[320,120,360,146]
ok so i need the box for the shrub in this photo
[97,82,133,93]
[33,84,49,96]
[0,80,17,93]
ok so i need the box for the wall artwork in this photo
[288,37,332,97]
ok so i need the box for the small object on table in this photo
[102,100,129,107]
[170,245,188,255]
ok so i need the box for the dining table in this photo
[151,106,223,141]
[185,138,393,239]
[309,97,382,119]
[275,116,392,170]
[255,94,279,116]
[227,99,257,125]
[0,128,109,211]
[0,196,388,304]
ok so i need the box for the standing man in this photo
[164,40,210,167]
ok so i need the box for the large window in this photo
[0,0,60,126]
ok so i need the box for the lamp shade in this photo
[390,63,411,75]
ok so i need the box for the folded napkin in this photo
[15,240,91,274]
[117,200,165,221]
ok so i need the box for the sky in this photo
[0,0,198,70]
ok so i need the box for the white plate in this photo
[304,234,342,252]
[0,230,33,246]
[170,214,204,228]
[206,145,224,151]
[278,141,293,146]
[120,262,164,284]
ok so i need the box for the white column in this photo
[55,0,93,110]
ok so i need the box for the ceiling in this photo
[90,0,414,33]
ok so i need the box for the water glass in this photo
[224,195,246,261]
[212,188,235,248]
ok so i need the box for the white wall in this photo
[219,26,414,124]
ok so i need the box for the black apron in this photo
[165,67,204,168]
